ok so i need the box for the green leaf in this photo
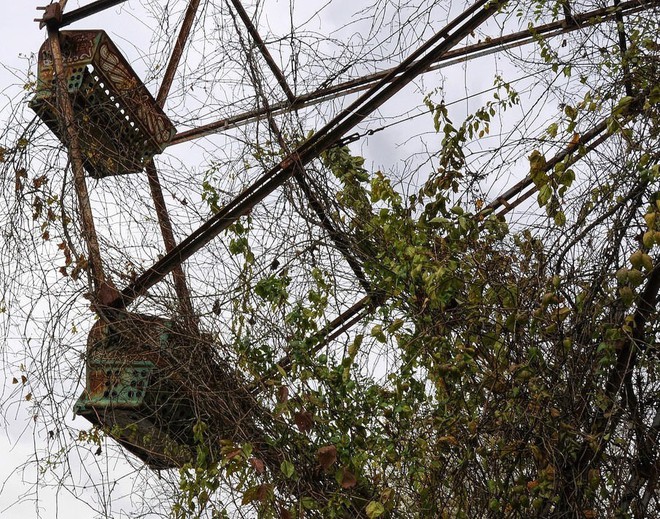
[387,319,404,333]
[371,325,386,343]
[560,168,575,188]
[281,460,295,478]
[301,497,318,510]
[538,184,552,207]
[366,501,385,518]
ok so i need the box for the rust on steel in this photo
[107,0,501,309]
[228,0,296,103]
[146,162,198,326]
[46,27,114,304]
[169,0,656,146]
[144,0,203,324]
[250,295,372,393]
[156,0,202,106]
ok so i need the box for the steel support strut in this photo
[145,162,198,322]
[168,0,658,146]
[228,0,373,294]
[227,0,296,103]
[47,25,117,306]
[157,0,203,106]
[144,0,203,323]
[107,0,502,309]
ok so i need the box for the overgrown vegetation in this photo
[1,0,660,517]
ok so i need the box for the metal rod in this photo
[145,0,202,327]
[614,0,634,97]
[168,0,656,146]
[293,173,374,293]
[228,0,296,103]
[485,119,610,215]
[250,295,372,392]
[59,0,129,27]
[47,27,113,304]
[230,0,372,294]
[145,161,198,326]
[286,0,497,175]
[489,93,644,219]
[156,0,202,106]
[494,132,611,219]
[107,0,501,309]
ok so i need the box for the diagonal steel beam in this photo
[168,0,657,146]
[250,294,372,393]
[106,0,502,309]
[157,0,202,106]
[144,0,202,327]
[228,0,373,294]
[146,161,198,326]
[227,0,296,103]
[59,0,129,27]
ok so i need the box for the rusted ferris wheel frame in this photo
[103,0,502,311]
[30,0,659,482]
[36,0,658,357]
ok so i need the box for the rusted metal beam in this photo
[146,0,202,327]
[494,132,611,219]
[486,91,645,219]
[228,0,296,103]
[250,295,372,392]
[59,0,129,27]
[485,118,610,217]
[107,0,500,309]
[168,0,656,146]
[145,161,198,326]
[47,27,116,306]
[614,0,634,97]
[157,0,202,106]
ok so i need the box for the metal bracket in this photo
[36,4,62,29]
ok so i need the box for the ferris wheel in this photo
[30,0,511,469]
[23,0,659,515]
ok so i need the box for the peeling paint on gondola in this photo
[30,30,176,178]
